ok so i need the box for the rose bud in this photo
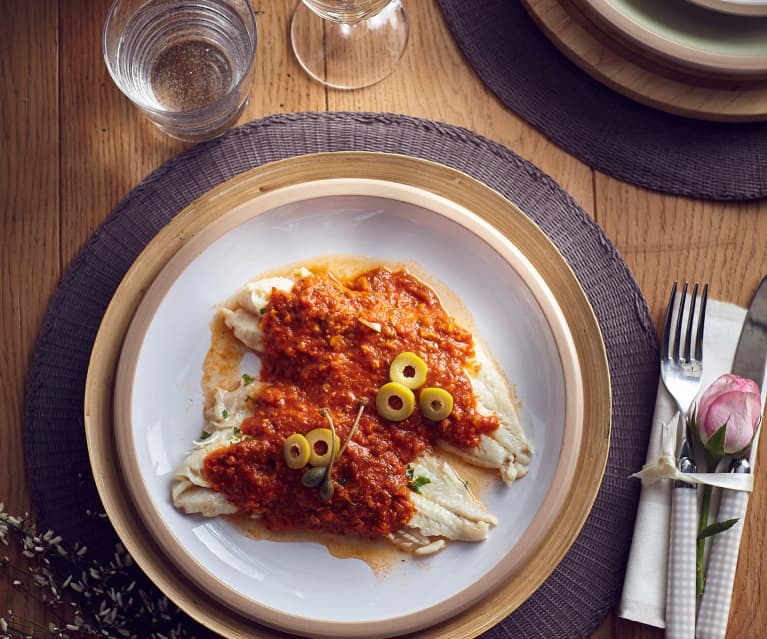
[692,373,761,456]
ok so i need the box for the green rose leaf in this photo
[698,518,739,540]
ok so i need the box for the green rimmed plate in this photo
[579,0,767,77]
[686,0,767,16]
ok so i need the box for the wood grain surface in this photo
[1,1,765,638]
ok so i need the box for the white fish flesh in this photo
[172,268,532,554]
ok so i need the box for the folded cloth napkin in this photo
[618,299,748,628]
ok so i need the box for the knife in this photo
[696,275,767,639]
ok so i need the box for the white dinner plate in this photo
[86,153,610,639]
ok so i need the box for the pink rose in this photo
[693,373,761,456]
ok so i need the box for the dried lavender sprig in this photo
[0,503,198,639]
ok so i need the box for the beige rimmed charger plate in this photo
[523,0,767,122]
[84,152,611,639]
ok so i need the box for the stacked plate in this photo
[83,153,611,638]
[685,0,767,16]
[523,0,767,121]
[576,0,767,78]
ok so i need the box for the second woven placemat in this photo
[25,112,659,638]
[437,0,767,201]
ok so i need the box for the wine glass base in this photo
[290,1,409,90]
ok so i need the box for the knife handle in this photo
[666,485,698,639]
[695,489,749,639]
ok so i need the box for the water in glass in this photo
[104,0,256,141]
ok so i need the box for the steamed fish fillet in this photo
[221,274,532,483]
[388,455,497,555]
[173,386,496,554]
[173,268,531,554]
[220,273,302,351]
[172,382,258,517]
[437,342,532,485]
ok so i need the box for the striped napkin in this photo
[696,487,750,639]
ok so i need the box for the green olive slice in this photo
[283,433,311,469]
[305,428,341,466]
[376,382,416,421]
[389,352,428,389]
[419,387,454,421]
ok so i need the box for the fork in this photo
[661,281,709,418]
[661,280,708,639]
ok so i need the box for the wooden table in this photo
[2,1,765,637]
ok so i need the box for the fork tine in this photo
[660,280,707,419]
[662,281,678,361]
[694,283,708,362]
[673,282,689,364]
[682,282,699,363]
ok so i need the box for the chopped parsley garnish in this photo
[221,409,230,419]
[407,475,431,494]
[242,373,254,385]
[405,465,439,492]
[229,425,248,444]
[199,430,211,440]
[259,307,267,315]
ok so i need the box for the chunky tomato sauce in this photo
[203,268,499,537]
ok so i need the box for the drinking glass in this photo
[103,0,257,142]
[290,0,409,90]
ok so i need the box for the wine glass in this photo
[290,0,409,90]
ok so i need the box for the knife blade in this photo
[731,275,767,387]
[696,275,767,639]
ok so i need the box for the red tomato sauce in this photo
[203,268,499,537]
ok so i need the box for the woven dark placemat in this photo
[436,0,767,201]
[25,112,659,639]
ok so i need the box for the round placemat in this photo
[25,112,659,639]
[436,0,767,201]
